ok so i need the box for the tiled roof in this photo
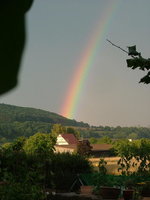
[61,134,78,145]
[55,144,77,150]
[91,144,113,151]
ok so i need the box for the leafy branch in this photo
[107,39,150,84]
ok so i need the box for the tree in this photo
[114,139,150,175]
[66,127,80,139]
[51,124,80,139]
[113,139,134,175]
[128,132,138,140]
[77,140,92,156]
[11,136,26,152]
[98,158,107,174]
[51,124,66,137]
[89,137,98,144]
[97,136,112,144]
[107,39,150,84]
[134,139,150,175]
[2,137,26,152]
[24,133,56,155]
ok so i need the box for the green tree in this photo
[11,136,26,152]
[24,133,56,155]
[128,132,138,140]
[89,137,98,144]
[113,140,134,175]
[2,137,26,153]
[2,142,12,149]
[98,158,107,174]
[97,136,112,144]
[66,127,80,139]
[51,124,66,137]
[134,139,150,175]
[114,139,150,175]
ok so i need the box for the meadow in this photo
[89,157,139,175]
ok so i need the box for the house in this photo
[55,134,78,153]
[90,144,113,157]
[55,134,113,157]
[56,133,78,145]
[55,144,77,153]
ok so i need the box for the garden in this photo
[88,139,150,199]
[0,134,92,200]
[0,134,150,200]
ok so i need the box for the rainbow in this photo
[60,0,120,119]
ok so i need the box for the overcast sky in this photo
[1,0,150,127]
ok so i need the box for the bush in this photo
[0,138,93,193]
[113,139,150,175]
[98,158,107,174]
[0,182,46,200]
[51,152,93,190]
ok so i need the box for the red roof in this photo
[55,144,77,150]
[61,134,78,145]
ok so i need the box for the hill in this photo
[0,104,150,144]
[0,103,89,142]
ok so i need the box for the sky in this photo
[1,0,150,127]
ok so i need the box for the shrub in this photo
[98,158,107,175]
[51,152,93,190]
[0,182,46,200]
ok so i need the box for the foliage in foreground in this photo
[114,139,150,175]
[0,134,92,199]
[0,182,45,200]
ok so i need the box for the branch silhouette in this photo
[107,39,150,84]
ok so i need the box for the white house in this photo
[55,134,78,153]
[56,134,78,145]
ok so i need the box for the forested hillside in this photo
[0,104,89,125]
[0,104,150,144]
[0,104,89,142]
[80,125,150,141]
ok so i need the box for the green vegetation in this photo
[92,138,150,197]
[98,158,107,175]
[1,104,150,145]
[23,133,56,154]
[114,139,150,175]
[0,104,87,125]
[1,131,150,199]
[0,104,88,143]
[89,136,112,144]
[81,126,150,141]
[51,124,80,138]
[0,133,92,199]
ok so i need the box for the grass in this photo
[89,157,139,175]
[89,157,120,174]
